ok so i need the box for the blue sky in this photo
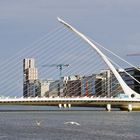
[0,0,140,96]
[0,0,140,60]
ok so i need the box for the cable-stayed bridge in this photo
[0,96,140,111]
[0,18,140,111]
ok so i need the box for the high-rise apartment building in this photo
[23,58,38,81]
[23,58,40,97]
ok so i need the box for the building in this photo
[23,80,40,97]
[48,80,60,97]
[63,75,81,97]
[95,75,103,96]
[40,80,53,97]
[66,80,81,97]
[124,67,140,94]
[23,58,38,80]
[94,70,111,97]
[104,67,140,97]
[81,75,96,96]
[23,58,39,97]
[110,69,124,97]
[48,75,82,97]
[95,69,125,97]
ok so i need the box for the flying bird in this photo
[36,121,41,126]
[64,121,80,126]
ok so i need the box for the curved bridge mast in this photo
[57,17,140,99]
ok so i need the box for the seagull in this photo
[64,121,80,126]
[36,121,41,126]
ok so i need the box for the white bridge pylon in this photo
[58,17,140,99]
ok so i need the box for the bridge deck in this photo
[0,97,140,110]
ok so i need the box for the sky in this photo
[0,0,140,59]
[0,0,140,96]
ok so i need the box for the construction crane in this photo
[126,53,140,56]
[42,64,70,79]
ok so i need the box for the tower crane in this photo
[42,64,70,79]
[126,53,140,56]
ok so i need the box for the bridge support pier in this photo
[106,104,111,112]
[64,104,67,108]
[58,104,62,108]
[128,104,132,112]
[68,104,71,108]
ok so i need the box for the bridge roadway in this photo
[0,97,140,111]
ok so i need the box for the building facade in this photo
[39,80,53,97]
[63,75,81,97]
[48,80,60,97]
[23,58,39,97]
[124,67,140,94]
[94,70,112,97]
[47,75,82,97]
[81,75,96,96]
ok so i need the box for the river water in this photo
[0,106,139,140]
